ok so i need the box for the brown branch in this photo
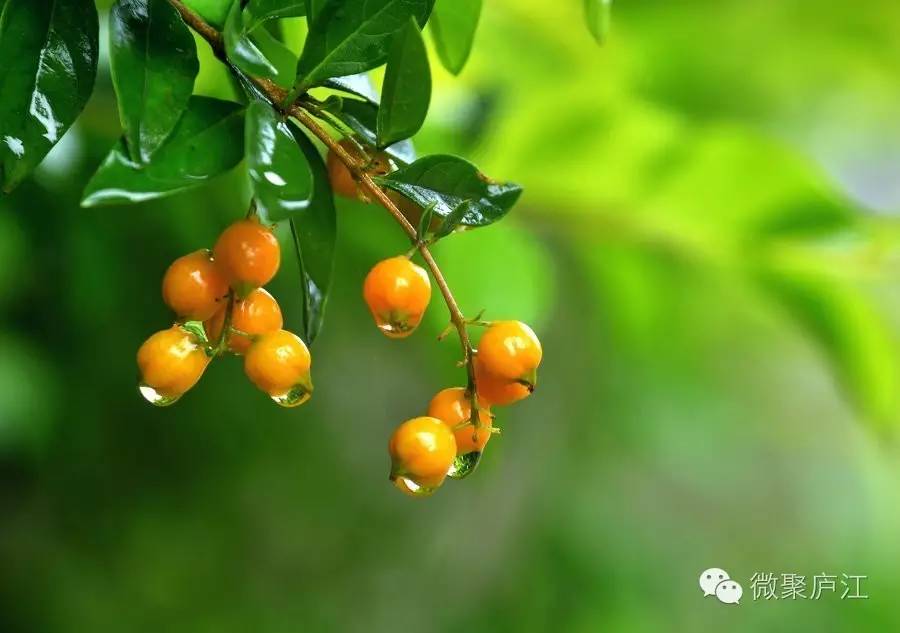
[169,0,479,407]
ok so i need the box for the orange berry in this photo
[161,249,228,321]
[427,387,493,455]
[243,329,312,406]
[137,326,210,405]
[363,256,431,338]
[388,416,456,490]
[475,356,533,406]
[382,191,439,231]
[476,320,542,385]
[205,288,283,354]
[326,138,392,200]
[213,218,280,294]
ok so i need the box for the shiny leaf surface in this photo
[376,18,430,147]
[245,0,306,30]
[245,100,314,223]
[224,0,298,90]
[294,0,434,92]
[0,0,99,192]
[110,0,199,163]
[332,99,415,164]
[375,154,522,231]
[430,0,481,75]
[81,97,244,206]
[321,73,379,104]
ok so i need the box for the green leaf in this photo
[331,99,415,164]
[288,125,336,344]
[417,201,436,241]
[583,0,612,44]
[182,0,231,28]
[430,0,481,75]
[376,17,431,147]
[224,0,298,90]
[321,73,379,104]
[81,96,244,206]
[304,0,326,22]
[245,100,314,223]
[294,0,435,92]
[244,0,306,31]
[0,0,99,193]
[110,0,199,163]
[375,155,522,231]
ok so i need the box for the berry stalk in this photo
[168,0,480,419]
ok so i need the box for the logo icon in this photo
[699,567,743,605]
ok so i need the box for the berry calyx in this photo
[427,387,493,455]
[137,326,210,406]
[363,256,432,338]
[243,329,313,407]
[213,218,280,295]
[388,416,457,494]
[161,249,228,321]
[476,320,542,387]
[205,288,283,354]
[326,138,392,200]
[475,356,533,406]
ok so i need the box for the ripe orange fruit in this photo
[326,138,392,200]
[476,320,542,385]
[137,326,210,405]
[213,218,280,295]
[475,356,533,406]
[362,256,431,338]
[427,387,493,454]
[205,288,283,354]
[161,249,228,321]
[243,329,312,406]
[388,416,457,490]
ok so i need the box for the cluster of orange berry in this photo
[137,218,313,407]
[327,142,544,497]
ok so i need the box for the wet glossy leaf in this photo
[332,99,415,164]
[294,0,435,92]
[583,0,612,44]
[288,126,336,343]
[245,0,306,30]
[376,18,430,147]
[322,73,379,104]
[81,97,244,206]
[245,100,314,223]
[110,0,199,163]
[430,0,481,75]
[375,155,522,231]
[0,0,99,193]
[225,0,298,90]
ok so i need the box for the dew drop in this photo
[447,452,482,480]
[271,384,312,407]
[138,383,180,407]
[393,476,438,498]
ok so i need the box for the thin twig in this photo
[168,0,480,415]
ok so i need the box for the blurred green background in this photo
[3,0,900,630]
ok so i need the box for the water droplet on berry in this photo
[138,383,180,407]
[447,452,481,480]
[271,384,312,407]
[392,476,438,498]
